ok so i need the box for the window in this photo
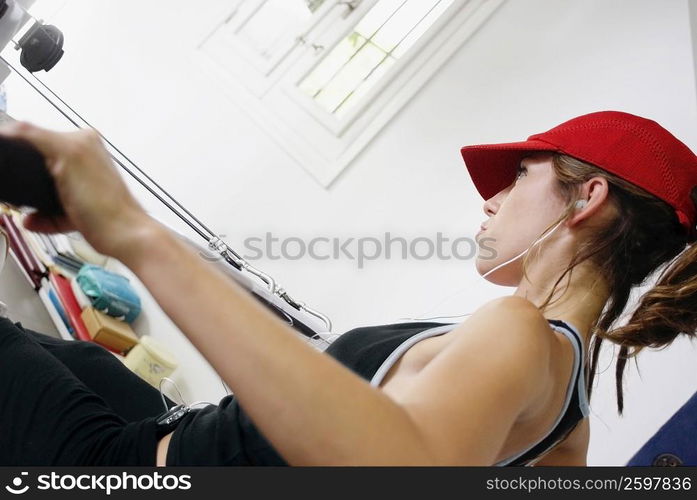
[195,0,506,187]
[297,0,455,119]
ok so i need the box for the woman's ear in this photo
[568,176,609,227]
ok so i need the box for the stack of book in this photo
[0,207,121,354]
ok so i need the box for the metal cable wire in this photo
[0,54,333,331]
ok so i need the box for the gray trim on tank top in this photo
[369,324,456,388]
[368,320,590,466]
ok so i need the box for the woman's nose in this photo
[483,185,511,217]
[483,197,497,217]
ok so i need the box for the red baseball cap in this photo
[460,110,697,239]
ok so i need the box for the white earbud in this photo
[575,199,588,210]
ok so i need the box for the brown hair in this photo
[521,153,697,415]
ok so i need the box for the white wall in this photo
[691,0,697,103]
[1,0,696,466]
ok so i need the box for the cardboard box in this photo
[80,307,139,354]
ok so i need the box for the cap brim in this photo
[460,139,559,200]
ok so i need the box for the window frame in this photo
[193,0,507,187]
[281,0,466,137]
[197,0,365,98]
[213,0,343,79]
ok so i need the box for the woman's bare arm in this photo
[117,221,553,466]
[0,123,553,465]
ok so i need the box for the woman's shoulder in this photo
[470,297,591,459]
[449,296,558,404]
[468,295,557,347]
[475,296,558,344]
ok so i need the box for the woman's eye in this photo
[515,166,527,180]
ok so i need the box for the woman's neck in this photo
[512,261,610,347]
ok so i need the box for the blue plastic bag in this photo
[76,264,142,323]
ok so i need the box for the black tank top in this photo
[323,319,591,466]
[171,319,590,466]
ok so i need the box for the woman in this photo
[0,110,695,466]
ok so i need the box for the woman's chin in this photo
[476,261,519,287]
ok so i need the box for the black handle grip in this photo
[0,135,64,215]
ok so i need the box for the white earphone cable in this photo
[397,203,582,322]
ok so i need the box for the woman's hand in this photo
[0,121,153,258]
